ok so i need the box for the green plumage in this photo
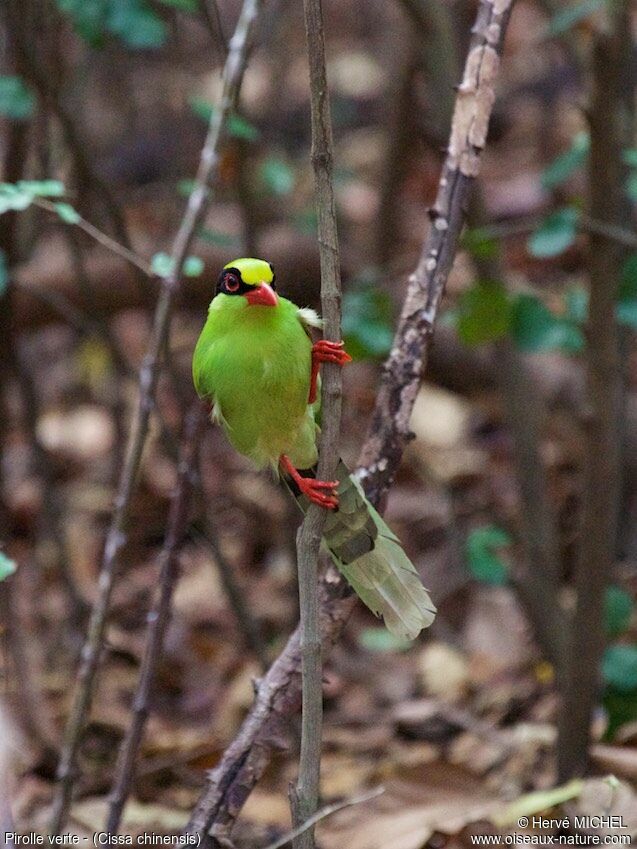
[192,258,436,639]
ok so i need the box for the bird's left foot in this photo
[309,340,352,403]
[280,454,339,510]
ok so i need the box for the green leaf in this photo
[0,552,17,582]
[541,132,589,189]
[495,780,585,829]
[189,97,259,141]
[605,586,633,638]
[183,255,204,277]
[151,251,174,278]
[57,0,167,49]
[0,184,33,214]
[258,157,295,196]
[54,202,81,225]
[620,254,637,300]
[617,299,637,330]
[511,294,584,354]
[564,286,588,324]
[0,180,66,216]
[18,179,65,198]
[0,76,36,120]
[603,687,637,739]
[466,525,511,586]
[152,252,203,278]
[456,280,511,346]
[106,0,167,48]
[626,172,637,204]
[461,228,499,261]
[622,149,637,168]
[342,285,394,360]
[528,207,579,258]
[0,250,7,297]
[617,257,637,328]
[602,644,637,693]
[56,0,107,45]
[548,0,605,35]
[358,627,411,653]
[157,0,197,9]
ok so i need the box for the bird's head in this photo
[216,257,278,308]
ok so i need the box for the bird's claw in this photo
[311,339,353,366]
[308,340,352,403]
[297,476,339,510]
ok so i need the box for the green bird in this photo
[192,257,436,639]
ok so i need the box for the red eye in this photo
[225,274,240,292]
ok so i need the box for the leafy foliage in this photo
[0,76,36,120]
[528,207,579,258]
[54,202,82,225]
[511,294,583,354]
[604,586,634,638]
[190,97,260,141]
[602,644,637,693]
[461,228,499,262]
[0,180,65,215]
[456,281,511,345]
[358,627,411,653]
[342,284,394,359]
[465,525,511,586]
[151,252,204,279]
[0,552,17,582]
[258,157,296,196]
[541,132,589,189]
[157,0,197,9]
[547,0,606,36]
[0,250,8,297]
[56,0,168,49]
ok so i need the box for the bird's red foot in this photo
[280,455,339,510]
[297,476,339,509]
[308,340,352,403]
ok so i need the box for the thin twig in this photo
[197,517,269,669]
[184,0,514,841]
[557,4,630,781]
[358,0,508,503]
[289,1,344,846]
[32,198,153,276]
[468,192,566,674]
[262,787,384,849]
[105,403,207,834]
[49,0,262,832]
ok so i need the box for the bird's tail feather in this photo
[287,460,436,639]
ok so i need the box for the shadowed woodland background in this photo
[2,0,637,845]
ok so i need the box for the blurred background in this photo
[2,0,637,844]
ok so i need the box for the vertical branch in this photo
[291,1,343,845]
[49,0,263,833]
[184,1,515,840]
[357,0,514,505]
[105,403,207,834]
[557,7,628,781]
[467,193,566,673]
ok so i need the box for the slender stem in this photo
[557,6,629,781]
[357,0,515,505]
[184,0,515,841]
[263,787,384,849]
[32,198,153,276]
[49,0,262,832]
[105,403,206,834]
[290,1,344,845]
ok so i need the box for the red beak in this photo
[244,282,278,307]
